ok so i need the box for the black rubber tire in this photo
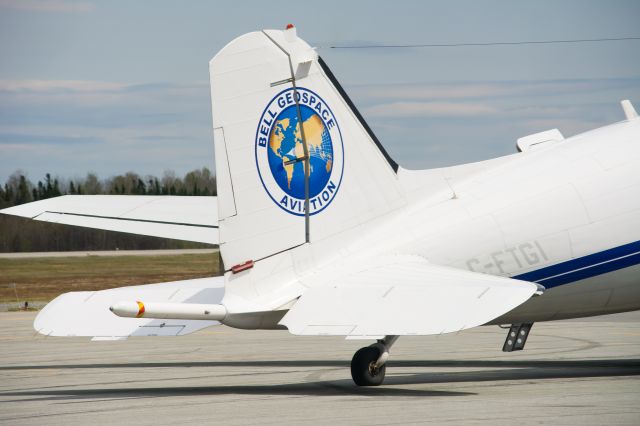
[350,346,386,386]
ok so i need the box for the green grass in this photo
[0,253,221,303]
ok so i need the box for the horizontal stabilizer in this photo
[34,277,224,339]
[0,195,219,244]
[280,256,539,337]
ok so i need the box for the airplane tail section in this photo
[210,27,405,268]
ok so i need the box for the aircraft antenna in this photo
[321,36,640,49]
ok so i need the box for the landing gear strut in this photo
[351,335,398,386]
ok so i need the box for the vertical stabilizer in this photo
[210,27,405,269]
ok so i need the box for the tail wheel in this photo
[350,345,386,386]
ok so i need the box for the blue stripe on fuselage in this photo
[512,240,640,289]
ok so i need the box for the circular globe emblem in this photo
[255,87,344,216]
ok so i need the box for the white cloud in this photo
[0,80,125,92]
[349,79,639,102]
[0,0,93,13]
[0,80,207,110]
[365,101,499,118]
[351,83,505,100]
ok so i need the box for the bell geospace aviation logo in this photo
[255,87,344,216]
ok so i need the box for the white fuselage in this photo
[391,118,640,323]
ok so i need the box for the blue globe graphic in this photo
[267,105,334,199]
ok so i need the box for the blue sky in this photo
[1,0,639,182]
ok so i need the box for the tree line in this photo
[0,168,217,252]
[0,168,216,209]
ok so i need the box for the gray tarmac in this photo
[1,310,639,425]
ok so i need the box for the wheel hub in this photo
[368,362,380,376]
